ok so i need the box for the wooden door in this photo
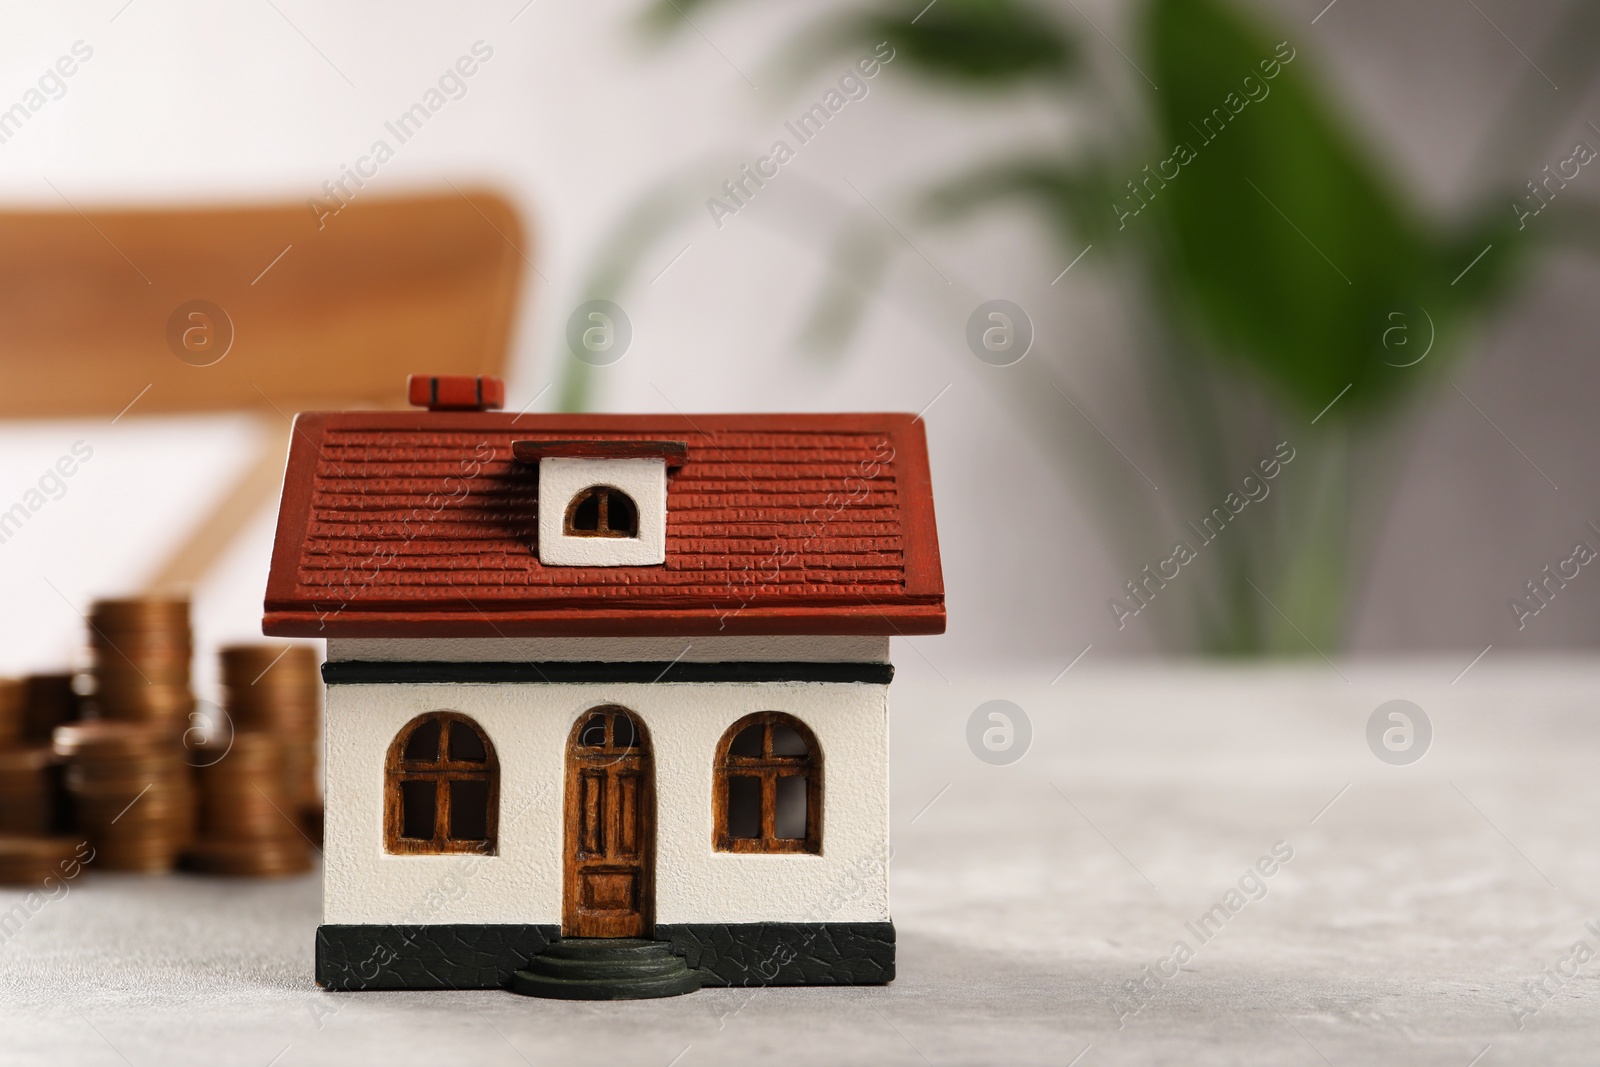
[563,706,654,937]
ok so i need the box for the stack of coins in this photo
[0,678,63,837]
[186,732,310,877]
[21,673,80,743]
[88,597,194,729]
[53,722,194,872]
[0,747,58,835]
[220,645,321,834]
[0,835,86,886]
[0,678,23,745]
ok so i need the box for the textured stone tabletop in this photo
[3,662,1597,1065]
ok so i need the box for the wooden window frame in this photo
[713,712,822,854]
[384,711,499,855]
[563,484,639,539]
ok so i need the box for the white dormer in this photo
[513,440,685,567]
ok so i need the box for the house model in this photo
[263,375,945,998]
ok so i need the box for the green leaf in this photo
[638,0,734,40]
[853,0,1077,85]
[919,155,1116,243]
[642,0,1075,90]
[1136,0,1513,418]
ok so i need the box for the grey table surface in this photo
[3,661,1598,1066]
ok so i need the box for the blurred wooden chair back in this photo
[0,189,528,588]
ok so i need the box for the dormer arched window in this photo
[565,485,639,538]
[513,440,686,567]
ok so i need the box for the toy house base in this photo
[315,922,896,992]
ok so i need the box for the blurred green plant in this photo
[563,0,1600,654]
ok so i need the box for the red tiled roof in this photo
[263,412,944,637]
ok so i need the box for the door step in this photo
[508,938,702,1000]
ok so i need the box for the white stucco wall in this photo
[323,680,889,927]
[325,635,890,663]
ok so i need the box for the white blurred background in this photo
[0,0,1596,699]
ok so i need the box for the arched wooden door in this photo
[563,706,654,937]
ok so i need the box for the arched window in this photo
[714,712,821,854]
[564,485,639,538]
[385,712,499,855]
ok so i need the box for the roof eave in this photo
[262,602,946,639]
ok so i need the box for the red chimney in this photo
[407,374,505,412]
